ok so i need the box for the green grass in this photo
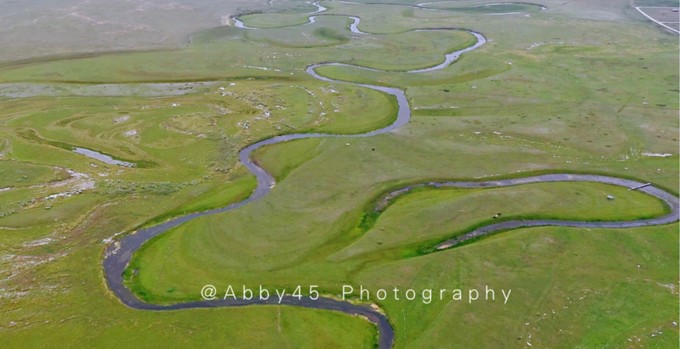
[2,307,377,348]
[0,0,677,348]
[330,182,669,260]
[0,193,102,228]
[136,175,257,229]
[238,13,312,29]
[0,160,69,188]
[125,179,670,301]
[244,17,351,47]
[359,224,679,348]
[428,3,543,13]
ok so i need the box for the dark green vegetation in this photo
[0,0,677,348]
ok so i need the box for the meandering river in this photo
[103,5,678,349]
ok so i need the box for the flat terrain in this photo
[0,0,274,63]
[634,0,680,33]
[0,0,677,348]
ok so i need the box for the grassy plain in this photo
[0,0,272,63]
[126,179,669,297]
[0,0,677,348]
